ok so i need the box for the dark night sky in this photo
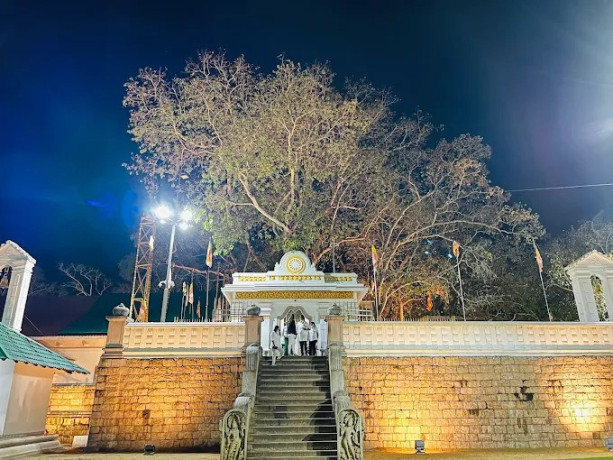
[1,0,612,278]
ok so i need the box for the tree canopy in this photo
[124,52,542,319]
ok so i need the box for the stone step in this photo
[256,394,331,403]
[258,389,330,398]
[252,424,336,435]
[0,435,62,459]
[249,439,338,452]
[260,367,328,374]
[250,432,337,443]
[253,415,336,426]
[255,400,332,408]
[261,357,328,369]
[247,452,337,460]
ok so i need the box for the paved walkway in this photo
[37,447,613,459]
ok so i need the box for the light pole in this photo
[154,204,193,322]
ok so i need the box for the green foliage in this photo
[124,52,542,318]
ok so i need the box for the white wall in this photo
[36,336,105,384]
[0,360,16,435]
[4,362,54,436]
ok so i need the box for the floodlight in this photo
[153,204,172,220]
[180,208,194,222]
[179,221,190,231]
[415,440,425,453]
[606,438,613,451]
[144,444,156,455]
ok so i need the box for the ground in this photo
[35,447,613,459]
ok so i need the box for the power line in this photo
[509,182,613,193]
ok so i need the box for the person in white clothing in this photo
[298,317,309,355]
[286,316,297,355]
[271,325,282,366]
[308,321,319,356]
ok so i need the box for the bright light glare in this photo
[154,204,172,220]
[180,208,194,222]
[178,221,190,231]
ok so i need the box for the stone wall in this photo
[345,356,613,450]
[88,357,243,451]
[45,384,95,444]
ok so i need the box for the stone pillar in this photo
[244,315,264,349]
[326,315,344,346]
[1,260,35,332]
[103,316,129,358]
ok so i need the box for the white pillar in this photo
[259,305,271,355]
[569,274,600,322]
[1,260,35,332]
[601,274,613,321]
[0,360,16,435]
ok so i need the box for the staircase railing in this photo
[220,343,261,460]
[328,343,364,460]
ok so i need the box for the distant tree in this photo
[544,214,613,320]
[58,263,112,296]
[124,52,541,319]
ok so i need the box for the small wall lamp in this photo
[415,439,425,453]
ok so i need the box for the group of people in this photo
[270,315,319,365]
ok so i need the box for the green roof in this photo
[0,323,88,374]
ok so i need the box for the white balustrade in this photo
[122,322,245,358]
[343,321,613,356]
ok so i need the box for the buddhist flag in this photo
[138,299,148,322]
[426,293,433,312]
[535,245,543,273]
[452,241,460,259]
[196,300,201,319]
[206,238,213,268]
[188,282,194,305]
[371,245,378,272]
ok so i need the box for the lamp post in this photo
[154,204,193,322]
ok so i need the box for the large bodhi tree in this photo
[124,52,541,318]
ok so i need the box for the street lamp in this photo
[154,204,193,322]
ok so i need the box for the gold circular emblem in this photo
[286,256,306,274]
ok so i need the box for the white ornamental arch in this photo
[565,250,613,322]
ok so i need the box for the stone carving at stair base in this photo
[220,410,246,460]
[339,409,363,460]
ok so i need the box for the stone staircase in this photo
[248,356,337,459]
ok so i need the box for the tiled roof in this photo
[0,323,88,373]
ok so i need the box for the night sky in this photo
[1,0,612,278]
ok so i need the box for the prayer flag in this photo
[535,246,543,273]
[182,281,188,296]
[196,300,201,319]
[188,282,194,305]
[138,299,148,322]
[371,245,378,272]
[426,293,433,312]
[452,241,460,259]
[206,238,213,268]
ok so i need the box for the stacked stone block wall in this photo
[45,384,95,445]
[345,356,613,450]
[88,357,243,451]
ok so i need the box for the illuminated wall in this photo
[88,357,243,451]
[345,356,613,450]
[46,384,95,445]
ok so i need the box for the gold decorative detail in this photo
[325,276,354,282]
[238,276,266,282]
[286,256,306,274]
[236,290,354,300]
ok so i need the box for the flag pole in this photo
[533,239,552,322]
[456,258,466,321]
[452,242,466,321]
[373,271,379,321]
